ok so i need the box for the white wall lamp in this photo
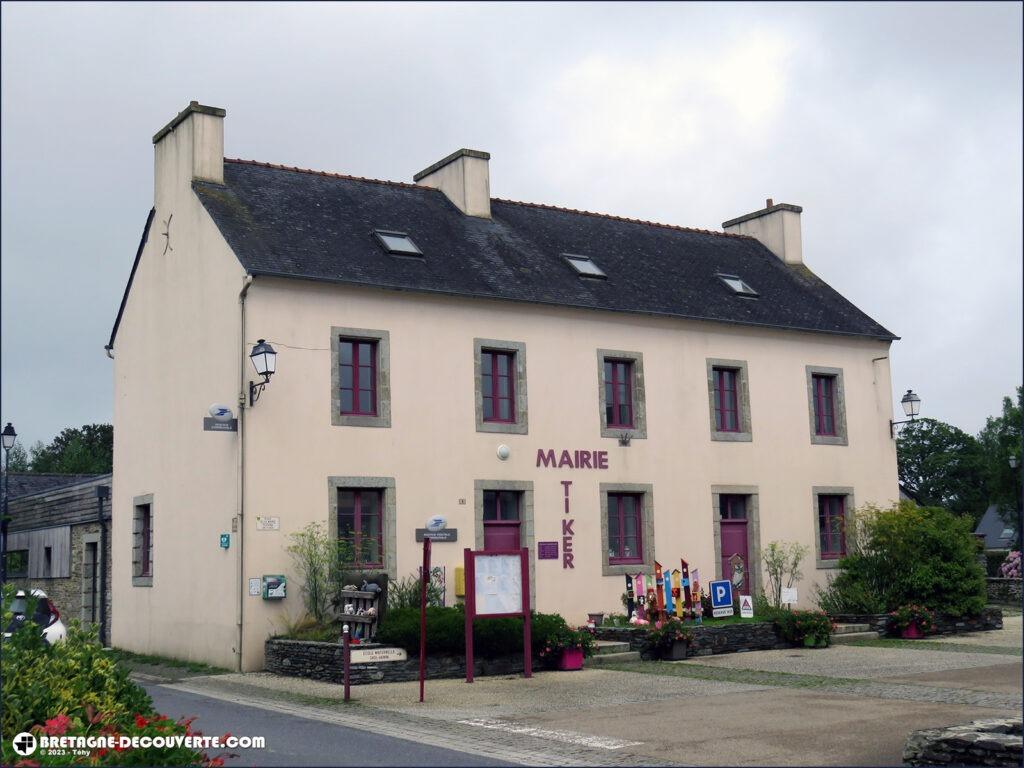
[249,339,277,406]
[890,389,922,439]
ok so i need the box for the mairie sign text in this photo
[536,449,609,469]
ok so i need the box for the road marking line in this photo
[458,718,642,750]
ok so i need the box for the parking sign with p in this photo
[709,579,734,617]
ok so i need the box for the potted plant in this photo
[888,604,934,639]
[538,626,596,670]
[646,620,695,660]
[777,610,834,648]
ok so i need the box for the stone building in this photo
[6,473,112,644]
[108,102,900,671]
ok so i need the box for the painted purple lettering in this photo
[597,451,609,469]
[562,519,575,536]
[537,449,556,468]
[561,480,572,514]
[563,550,575,569]
[579,451,593,469]
[558,450,573,468]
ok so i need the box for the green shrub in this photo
[375,606,575,660]
[386,572,445,611]
[828,501,986,617]
[775,610,833,648]
[813,577,886,615]
[645,620,694,657]
[1,585,218,766]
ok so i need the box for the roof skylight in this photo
[718,274,758,297]
[374,230,422,257]
[563,253,607,279]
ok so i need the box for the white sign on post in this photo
[781,587,798,605]
[739,594,754,618]
[473,554,523,616]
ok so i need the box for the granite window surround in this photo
[473,480,535,606]
[599,483,655,576]
[327,476,397,581]
[132,494,153,587]
[331,327,391,428]
[710,485,762,595]
[811,486,855,569]
[473,338,528,435]
[596,349,647,440]
[706,358,752,442]
[805,365,849,446]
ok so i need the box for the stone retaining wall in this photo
[904,717,1021,767]
[265,639,523,684]
[832,606,1003,637]
[986,578,1022,606]
[594,621,787,660]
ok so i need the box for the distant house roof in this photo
[975,504,1016,550]
[181,159,896,342]
[3,473,105,500]
[7,473,112,533]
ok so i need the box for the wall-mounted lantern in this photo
[249,339,277,406]
[890,389,922,439]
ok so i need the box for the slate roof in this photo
[2,472,105,500]
[188,159,896,340]
[975,504,1015,550]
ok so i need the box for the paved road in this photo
[144,683,513,767]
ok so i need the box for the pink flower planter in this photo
[901,621,923,639]
[558,648,584,670]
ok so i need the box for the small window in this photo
[818,495,846,559]
[713,367,741,432]
[564,253,607,278]
[812,374,837,436]
[140,506,152,577]
[339,338,378,416]
[6,549,28,579]
[43,547,52,577]
[481,350,516,423]
[718,274,758,297]
[338,489,384,568]
[604,359,635,428]
[719,494,748,520]
[483,490,521,521]
[373,230,422,256]
[607,493,643,564]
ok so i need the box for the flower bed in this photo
[830,606,1003,636]
[594,620,788,659]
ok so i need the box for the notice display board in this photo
[463,548,532,682]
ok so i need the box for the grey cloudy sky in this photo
[2,2,1021,449]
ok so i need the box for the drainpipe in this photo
[236,274,253,672]
[96,483,110,646]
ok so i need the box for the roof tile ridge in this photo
[491,197,756,240]
[223,158,425,191]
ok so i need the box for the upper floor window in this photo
[812,374,837,436]
[713,367,740,432]
[818,495,846,559]
[604,359,634,428]
[132,494,154,586]
[339,339,378,416]
[338,489,384,568]
[481,350,515,423]
[607,493,643,564]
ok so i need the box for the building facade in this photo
[6,473,112,643]
[109,103,899,671]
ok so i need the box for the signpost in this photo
[419,516,445,702]
[739,594,754,618]
[709,579,734,618]
[781,587,798,606]
[464,548,532,683]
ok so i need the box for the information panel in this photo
[473,554,523,616]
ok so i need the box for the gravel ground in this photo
[684,643,1019,679]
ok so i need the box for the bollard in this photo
[342,623,351,702]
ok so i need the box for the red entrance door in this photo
[719,494,749,593]
[483,490,521,551]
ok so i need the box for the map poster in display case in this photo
[463,548,532,682]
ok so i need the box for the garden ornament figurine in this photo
[361,580,382,595]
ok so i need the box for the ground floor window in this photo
[607,493,643,564]
[818,495,847,559]
[337,489,384,568]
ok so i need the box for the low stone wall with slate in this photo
[832,606,1003,637]
[986,578,1022,606]
[904,717,1022,767]
[265,639,523,684]
[594,621,787,660]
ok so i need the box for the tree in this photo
[897,418,988,525]
[977,386,1023,545]
[4,444,30,472]
[27,424,112,474]
[761,541,809,609]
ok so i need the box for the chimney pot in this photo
[766,198,773,207]
[722,200,804,265]
[414,149,491,218]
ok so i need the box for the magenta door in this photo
[720,521,749,592]
[484,522,520,551]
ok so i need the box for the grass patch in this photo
[108,647,231,675]
[842,638,1022,655]
[598,660,865,689]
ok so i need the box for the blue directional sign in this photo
[709,579,734,617]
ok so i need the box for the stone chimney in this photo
[413,149,491,218]
[722,199,803,265]
[152,101,226,208]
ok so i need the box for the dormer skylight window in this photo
[563,253,607,279]
[718,274,758,297]
[373,230,422,257]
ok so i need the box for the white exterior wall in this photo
[231,277,897,671]
[111,113,246,669]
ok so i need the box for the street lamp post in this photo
[1,422,18,585]
[890,389,922,439]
